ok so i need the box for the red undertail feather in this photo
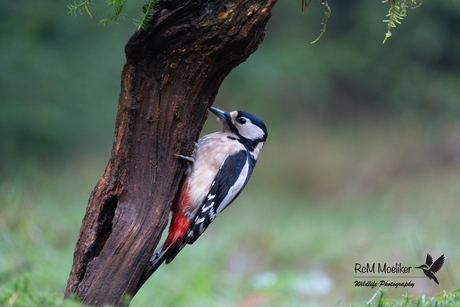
[164,176,191,248]
[164,212,190,248]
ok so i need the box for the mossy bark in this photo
[64,0,277,305]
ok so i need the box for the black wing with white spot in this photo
[184,150,249,245]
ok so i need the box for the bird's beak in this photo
[415,266,422,269]
[210,107,231,130]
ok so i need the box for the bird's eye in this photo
[237,117,247,124]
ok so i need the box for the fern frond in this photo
[382,0,421,43]
[310,0,331,44]
[67,0,96,18]
[133,0,160,31]
[99,0,127,25]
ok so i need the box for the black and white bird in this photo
[137,107,267,290]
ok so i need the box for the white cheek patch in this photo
[238,120,265,140]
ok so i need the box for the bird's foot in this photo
[175,142,199,166]
[175,154,195,165]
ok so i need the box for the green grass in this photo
[1,118,459,306]
[0,276,83,307]
[2,280,460,307]
[350,288,460,306]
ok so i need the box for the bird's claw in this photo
[175,143,199,165]
[174,154,195,165]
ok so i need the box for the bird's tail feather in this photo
[136,242,183,291]
[136,245,168,291]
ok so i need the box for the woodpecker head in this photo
[210,107,267,157]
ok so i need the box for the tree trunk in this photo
[64,0,277,305]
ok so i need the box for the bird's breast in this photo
[187,132,245,208]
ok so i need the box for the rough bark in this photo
[64,0,277,305]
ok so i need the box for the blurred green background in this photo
[1,0,460,306]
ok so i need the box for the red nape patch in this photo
[164,213,190,247]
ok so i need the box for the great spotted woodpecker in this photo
[136,107,267,290]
